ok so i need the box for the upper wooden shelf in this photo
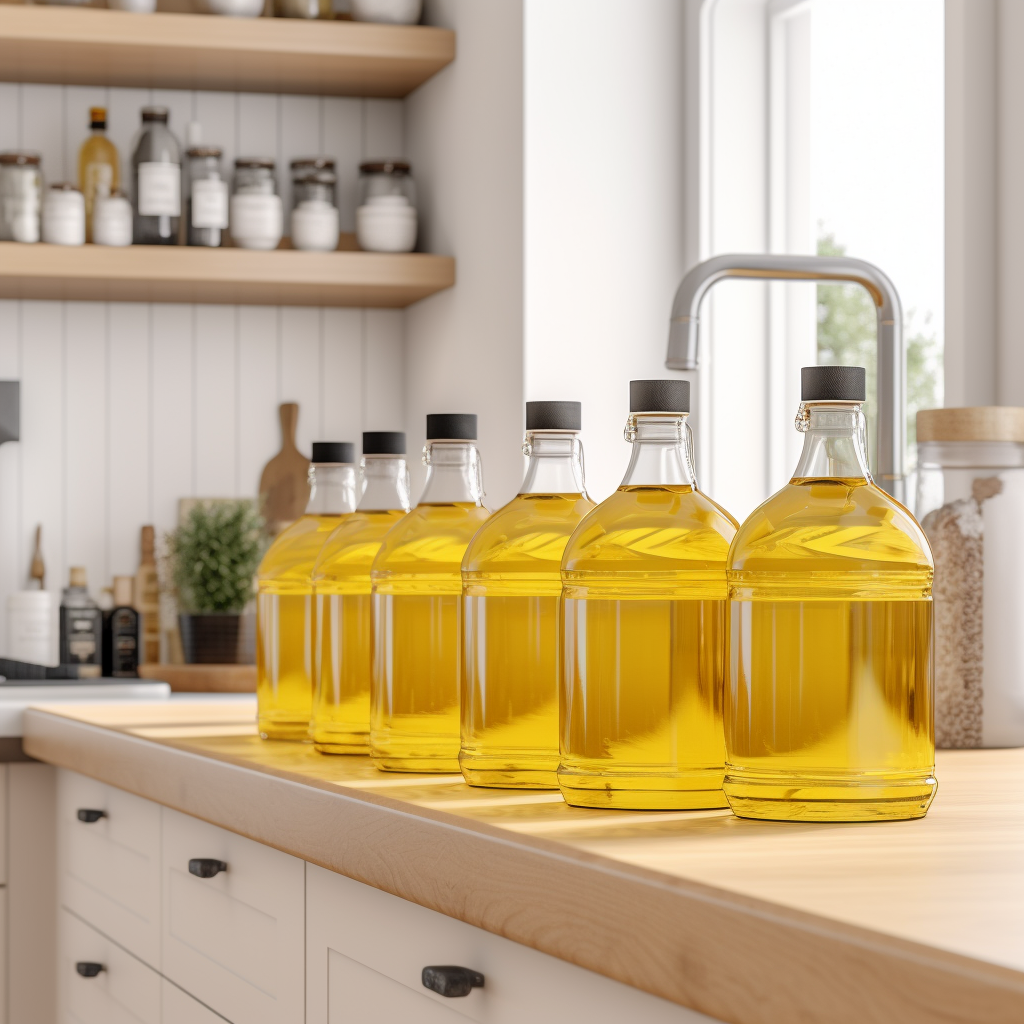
[0,6,455,97]
[0,241,455,308]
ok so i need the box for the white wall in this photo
[0,84,406,659]
[523,0,692,503]
[406,0,525,510]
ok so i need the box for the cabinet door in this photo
[58,768,162,967]
[161,806,304,1024]
[57,908,161,1024]
[306,864,720,1024]
[162,979,234,1024]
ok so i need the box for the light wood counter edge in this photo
[23,707,1024,1024]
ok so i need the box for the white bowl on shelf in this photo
[230,193,283,250]
[356,195,417,253]
[195,0,265,16]
[350,0,422,25]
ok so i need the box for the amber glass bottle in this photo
[726,366,936,821]
[461,401,594,788]
[78,107,119,242]
[256,443,357,741]
[560,380,737,809]
[370,414,489,772]
[311,432,411,754]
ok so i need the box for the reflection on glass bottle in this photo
[311,432,411,754]
[257,443,358,741]
[560,380,737,810]
[461,401,594,789]
[370,414,489,773]
[725,365,936,822]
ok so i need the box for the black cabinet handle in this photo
[77,809,106,823]
[188,858,228,879]
[76,962,104,978]
[422,966,484,998]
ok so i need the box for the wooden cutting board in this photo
[139,663,256,693]
[259,402,310,535]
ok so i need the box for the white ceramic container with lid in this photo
[355,194,416,252]
[291,200,339,251]
[93,191,133,247]
[916,406,1024,748]
[0,151,42,244]
[350,0,422,24]
[42,184,86,246]
[230,193,283,250]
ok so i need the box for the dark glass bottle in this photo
[131,106,181,245]
[103,576,140,678]
[59,567,103,668]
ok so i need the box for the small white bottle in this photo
[7,590,53,665]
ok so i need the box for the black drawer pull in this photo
[76,962,104,978]
[77,809,106,823]
[188,858,228,879]
[422,966,484,998]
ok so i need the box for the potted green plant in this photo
[167,500,265,664]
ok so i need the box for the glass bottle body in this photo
[559,415,737,809]
[461,433,594,788]
[131,115,181,245]
[311,456,410,754]
[725,403,937,821]
[79,127,119,243]
[256,464,358,741]
[370,442,489,772]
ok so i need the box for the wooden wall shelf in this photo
[0,242,455,308]
[0,6,455,97]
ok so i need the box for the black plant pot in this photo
[179,613,246,665]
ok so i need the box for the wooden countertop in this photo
[23,699,1024,1024]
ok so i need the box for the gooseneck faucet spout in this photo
[666,253,905,500]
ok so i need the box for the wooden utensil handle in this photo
[279,403,299,452]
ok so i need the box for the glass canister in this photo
[0,151,43,244]
[186,146,228,247]
[291,158,336,209]
[131,106,181,245]
[357,161,416,208]
[234,157,277,195]
[230,158,283,250]
[916,406,1024,749]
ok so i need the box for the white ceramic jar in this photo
[42,185,86,246]
[195,0,265,15]
[0,151,42,244]
[355,193,416,252]
[230,193,283,250]
[6,590,53,666]
[107,0,157,11]
[291,200,339,252]
[92,191,133,247]
[350,0,421,24]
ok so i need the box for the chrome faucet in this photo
[666,254,905,500]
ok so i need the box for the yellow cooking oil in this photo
[257,445,358,741]
[371,416,489,773]
[560,381,737,810]
[461,402,595,789]
[725,367,936,822]
[310,433,411,754]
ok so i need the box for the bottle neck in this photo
[357,455,411,512]
[418,441,484,506]
[519,432,587,495]
[792,402,872,481]
[306,464,358,515]
[620,414,696,487]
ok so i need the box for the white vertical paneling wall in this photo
[0,84,407,660]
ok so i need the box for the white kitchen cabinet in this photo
[57,769,162,968]
[57,908,161,1024]
[162,979,233,1024]
[161,806,305,1024]
[305,864,717,1024]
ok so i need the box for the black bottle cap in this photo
[311,441,355,464]
[525,401,581,431]
[141,106,169,123]
[362,431,406,455]
[426,413,477,440]
[801,365,866,402]
[629,379,690,414]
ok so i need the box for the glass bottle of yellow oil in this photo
[311,432,411,754]
[725,365,936,821]
[78,107,119,243]
[560,380,737,810]
[370,414,490,772]
[461,401,595,789]
[257,442,358,741]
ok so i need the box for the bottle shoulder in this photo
[373,502,491,575]
[313,510,407,581]
[562,485,737,574]
[728,479,933,572]
[258,513,349,583]
[463,493,596,573]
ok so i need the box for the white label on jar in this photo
[191,178,228,229]
[138,162,181,217]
